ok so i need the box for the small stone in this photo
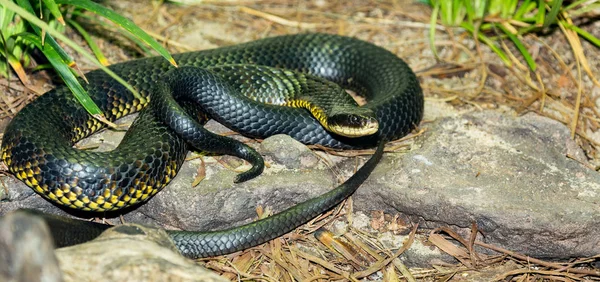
[260,134,319,169]
[379,233,455,267]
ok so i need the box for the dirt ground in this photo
[1,0,599,281]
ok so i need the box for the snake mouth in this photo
[327,114,379,137]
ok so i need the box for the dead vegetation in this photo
[0,0,599,281]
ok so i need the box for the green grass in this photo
[0,0,175,125]
[422,0,600,71]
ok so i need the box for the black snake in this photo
[1,33,423,258]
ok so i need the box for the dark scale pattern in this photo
[1,33,422,257]
[172,143,384,258]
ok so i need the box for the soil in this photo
[0,0,599,281]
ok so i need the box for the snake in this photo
[1,33,423,258]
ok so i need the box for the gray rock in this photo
[260,134,319,169]
[137,158,335,231]
[353,110,600,258]
[2,108,598,262]
[54,224,227,282]
[0,211,63,282]
[379,232,452,267]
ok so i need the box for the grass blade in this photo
[55,0,177,67]
[70,10,153,56]
[463,0,474,25]
[44,47,105,119]
[567,23,600,48]
[566,3,599,16]
[543,0,563,29]
[429,0,440,59]
[0,5,16,29]
[18,32,104,117]
[498,23,536,71]
[461,22,512,67]
[452,0,463,25]
[564,0,594,12]
[535,0,546,26]
[42,0,65,25]
[15,0,75,67]
[3,0,142,123]
[500,0,514,18]
[66,18,109,65]
[513,0,535,20]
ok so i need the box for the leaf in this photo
[191,156,206,187]
[543,0,563,29]
[18,32,105,118]
[15,0,75,66]
[0,48,29,84]
[498,23,537,71]
[314,229,363,267]
[4,1,143,123]
[66,18,109,65]
[55,0,177,67]
[42,0,65,25]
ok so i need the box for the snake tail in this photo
[1,33,422,212]
[16,142,383,258]
[1,33,422,256]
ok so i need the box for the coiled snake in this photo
[1,33,423,258]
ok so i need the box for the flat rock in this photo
[137,155,335,231]
[54,224,226,282]
[353,110,600,258]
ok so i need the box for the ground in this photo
[0,0,599,281]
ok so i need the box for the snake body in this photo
[1,33,423,258]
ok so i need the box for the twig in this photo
[353,224,419,279]
[474,241,600,276]
[239,6,332,29]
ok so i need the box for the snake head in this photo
[327,111,379,137]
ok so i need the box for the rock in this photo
[2,108,598,261]
[353,110,600,258]
[54,224,227,282]
[137,158,335,231]
[0,211,63,282]
[379,232,453,267]
[260,134,320,169]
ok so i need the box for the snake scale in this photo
[1,33,423,258]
